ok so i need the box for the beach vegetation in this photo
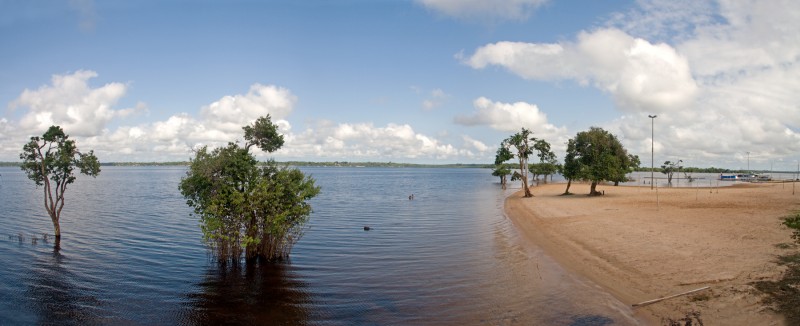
[663,310,704,326]
[502,128,536,197]
[561,138,580,195]
[562,127,636,196]
[753,212,800,324]
[690,293,711,302]
[530,138,559,183]
[19,125,100,246]
[753,252,800,324]
[179,115,320,264]
[611,153,639,186]
[529,162,558,183]
[783,212,800,243]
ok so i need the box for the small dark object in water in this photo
[363,226,371,231]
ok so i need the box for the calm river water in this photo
[0,166,639,325]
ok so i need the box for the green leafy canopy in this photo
[19,125,100,241]
[179,116,320,264]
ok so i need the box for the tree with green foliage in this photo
[661,160,682,184]
[611,154,640,186]
[530,138,559,183]
[533,138,555,163]
[561,138,582,195]
[784,212,800,243]
[503,128,536,197]
[20,125,100,244]
[180,115,320,264]
[492,145,514,189]
[529,162,558,183]
[562,127,635,196]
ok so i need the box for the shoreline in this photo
[505,182,800,325]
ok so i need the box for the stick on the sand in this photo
[632,286,710,308]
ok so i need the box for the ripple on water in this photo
[0,166,639,325]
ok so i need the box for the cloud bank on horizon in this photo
[2,0,799,170]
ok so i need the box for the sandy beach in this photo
[505,181,800,325]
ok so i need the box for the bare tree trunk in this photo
[519,158,533,197]
[44,181,61,240]
[522,178,532,197]
[51,217,61,240]
[563,179,573,195]
[53,237,61,251]
[590,181,601,196]
[36,146,62,240]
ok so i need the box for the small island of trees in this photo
[179,115,320,264]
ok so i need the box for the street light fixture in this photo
[746,151,750,175]
[648,115,657,189]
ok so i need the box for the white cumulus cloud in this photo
[598,1,800,169]
[466,28,698,114]
[201,84,296,136]
[280,121,475,161]
[1,76,488,163]
[11,70,130,137]
[462,135,489,152]
[455,97,567,140]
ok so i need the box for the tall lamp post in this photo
[648,115,657,189]
[746,151,750,175]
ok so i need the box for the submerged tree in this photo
[492,145,514,189]
[563,127,635,196]
[20,125,101,243]
[661,160,682,184]
[180,116,320,264]
[503,128,536,197]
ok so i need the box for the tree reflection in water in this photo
[26,245,103,325]
[185,261,311,325]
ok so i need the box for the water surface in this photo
[0,166,638,325]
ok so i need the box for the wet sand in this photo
[505,182,800,325]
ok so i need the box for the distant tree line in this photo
[635,166,760,174]
[3,161,497,168]
[101,162,189,166]
[283,161,492,168]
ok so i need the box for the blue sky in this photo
[2,0,799,170]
